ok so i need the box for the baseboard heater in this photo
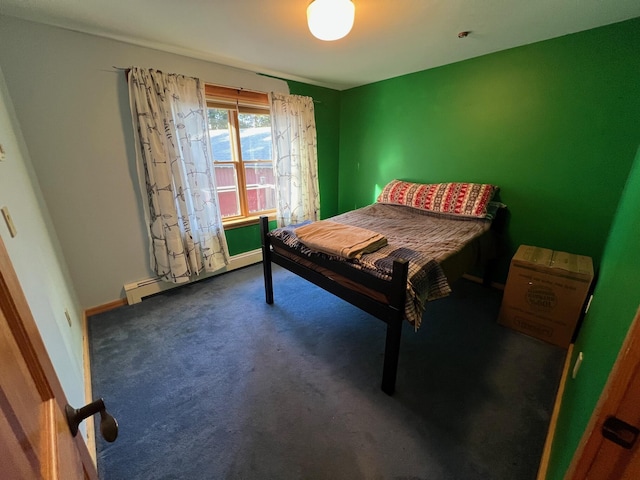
[123,248,263,305]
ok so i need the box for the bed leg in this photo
[380,258,409,395]
[381,319,402,395]
[259,215,274,304]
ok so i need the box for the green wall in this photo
[224,81,341,254]
[547,146,640,478]
[336,19,640,476]
[338,17,640,281]
[226,22,640,476]
[224,223,268,257]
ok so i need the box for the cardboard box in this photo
[498,245,594,348]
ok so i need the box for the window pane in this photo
[207,105,275,219]
[214,164,240,218]
[239,112,274,213]
[208,108,232,162]
[209,107,240,217]
[238,113,272,161]
[244,162,275,213]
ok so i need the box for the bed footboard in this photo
[259,216,408,395]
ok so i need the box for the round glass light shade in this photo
[307,0,355,41]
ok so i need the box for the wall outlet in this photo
[64,309,72,327]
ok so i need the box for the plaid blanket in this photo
[269,203,493,329]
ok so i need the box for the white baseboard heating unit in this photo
[123,248,263,305]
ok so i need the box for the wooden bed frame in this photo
[259,213,502,395]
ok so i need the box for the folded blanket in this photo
[295,220,387,259]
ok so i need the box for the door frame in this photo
[0,236,97,478]
[565,305,640,478]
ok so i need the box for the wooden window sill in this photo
[223,213,276,230]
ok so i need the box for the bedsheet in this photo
[268,203,494,329]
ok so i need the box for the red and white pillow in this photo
[377,179,498,218]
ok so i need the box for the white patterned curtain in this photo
[128,67,229,283]
[270,93,321,226]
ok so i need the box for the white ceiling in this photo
[1,0,639,90]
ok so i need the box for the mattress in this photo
[268,203,495,328]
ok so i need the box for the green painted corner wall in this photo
[224,21,640,477]
[338,17,640,282]
[546,146,640,479]
[223,81,340,254]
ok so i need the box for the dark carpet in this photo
[89,263,566,480]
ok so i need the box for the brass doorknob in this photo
[65,398,118,442]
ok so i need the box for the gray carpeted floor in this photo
[89,263,566,480]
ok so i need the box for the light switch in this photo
[1,206,17,237]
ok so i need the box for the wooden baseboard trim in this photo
[536,343,575,480]
[462,273,505,290]
[82,299,128,461]
[85,298,127,318]
[82,311,97,466]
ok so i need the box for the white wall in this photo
[0,65,85,410]
[0,15,289,309]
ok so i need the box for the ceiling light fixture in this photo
[307,0,355,41]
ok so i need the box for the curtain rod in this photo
[113,66,321,103]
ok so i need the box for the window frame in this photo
[205,84,276,229]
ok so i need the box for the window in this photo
[205,85,275,227]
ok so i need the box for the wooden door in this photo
[566,306,640,479]
[0,236,97,480]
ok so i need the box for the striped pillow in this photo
[377,180,498,218]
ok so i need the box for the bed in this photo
[259,180,505,395]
